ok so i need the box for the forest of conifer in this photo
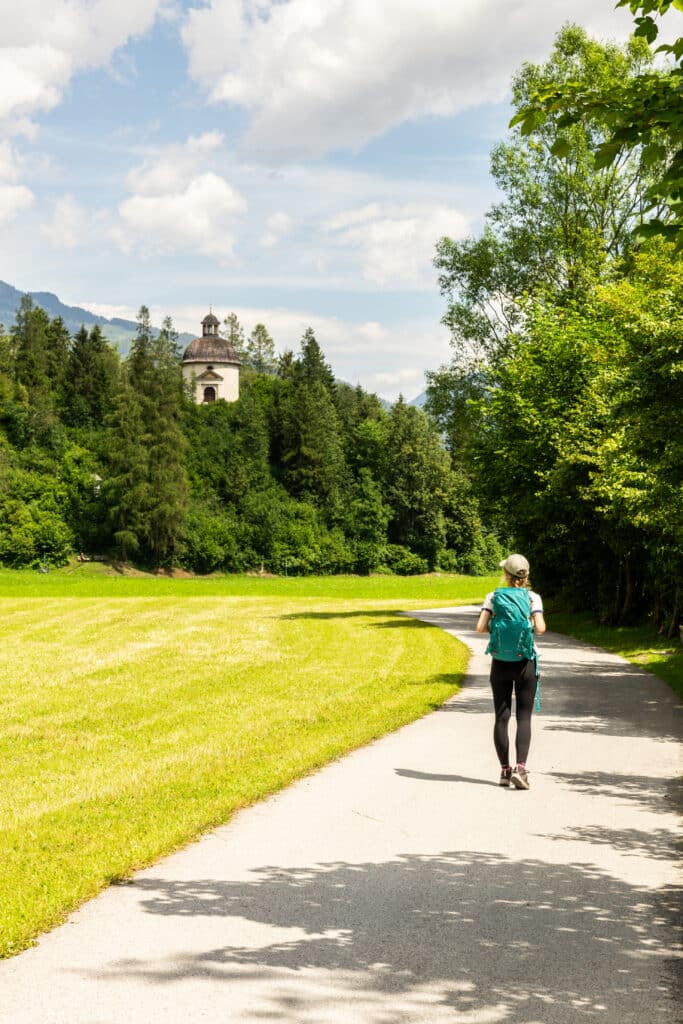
[0,297,501,579]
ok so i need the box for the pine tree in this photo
[298,327,336,391]
[63,325,117,427]
[143,316,189,565]
[45,316,70,400]
[223,312,248,362]
[103,373,150,562]
[246,323,277,374]
[11,296,58,441]
[128,305,155,389]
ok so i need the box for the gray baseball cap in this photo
[499,553,530,578]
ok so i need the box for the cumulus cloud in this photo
[115,133,247,259]
[41,195,92,248]
[127,131,226,195]
[0,184,34,224]
[0,140,34,223]
[325,202,470,288]
[79,298,449,401]
[0,0,162,128]
[181,0,638,159]
[260,211,293,247]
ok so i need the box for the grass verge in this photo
[550,612,683,700]
[0,573,493,958]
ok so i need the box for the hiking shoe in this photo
[499,767,513,787]
[511,765,530,790]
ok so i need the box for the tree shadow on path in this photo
[106,852,680,1023]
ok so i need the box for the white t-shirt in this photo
[482,589,543,616]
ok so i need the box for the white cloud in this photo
[127,131,226,195]
[182,0,638,159]
[0,140,34,223]
[115,135,247,259]
[0,141,20,182]
[0,184,34,224]
[41,195,91,248]
[260,210,292,247]
[325,202,470,288]
[77,298,449,401]
[0,0,162,127]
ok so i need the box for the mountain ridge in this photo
[0,280,194,353]
[0,280,426,405]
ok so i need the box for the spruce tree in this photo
[103,373,150,562]
[11,296,58,442]
[246,323,277,374]
[298,327,336,391]
[223,312,248,362]
[63,325,117,427]
[143,317,189,565]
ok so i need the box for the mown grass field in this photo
[0,569,496,958]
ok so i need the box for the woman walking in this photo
[476,554,546,789]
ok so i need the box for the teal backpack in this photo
[485,587,535,662]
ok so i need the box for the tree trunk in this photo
[666,588,680,641]
[620,555,634,621]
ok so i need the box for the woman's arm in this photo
[532,611,546,635]
[476,609,492,634]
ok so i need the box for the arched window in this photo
[203,386,216,403]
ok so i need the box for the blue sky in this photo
[0,1,645,399]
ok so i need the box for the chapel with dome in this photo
[181,313,240,404]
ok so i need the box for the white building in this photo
[181,313,240,404]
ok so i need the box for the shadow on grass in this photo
[280,610,434,629]
[103,851,680,1022]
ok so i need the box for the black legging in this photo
[490,657,537,766]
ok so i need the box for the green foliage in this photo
[436,27,657,365]
[246,323,277,374]
[514,5,683,245]
[0,451,74,568]
[382,544,429,576]
[223,312,248,361]
[385,399,453,568]
[63,325,118,428]
[107,310,189,566]
[180,504,242,574]
[102,375,149,562]
[346,468,391,574]
[0,294,492,577]
[432,26,681,631]
[472,243,682,629]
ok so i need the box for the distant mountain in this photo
[0,280,194,354]
[1,281,431,403]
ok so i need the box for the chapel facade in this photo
[181,313,240,404]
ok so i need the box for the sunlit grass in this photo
[0,573,494,958]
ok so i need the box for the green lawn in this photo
[0,571,495,958]
[550,612,683,700]
[0,565,497,599]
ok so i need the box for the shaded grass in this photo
[550,612,683,700]
[0,577,490,958]
[0,566,498,600]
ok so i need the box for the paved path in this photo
[1,607,681,1024]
